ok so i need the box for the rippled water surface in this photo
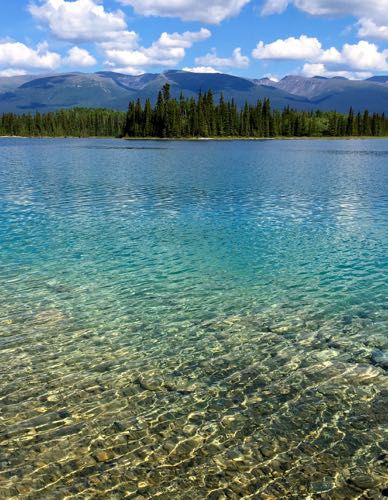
[0,138,387,499]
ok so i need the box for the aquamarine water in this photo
[0,138,387,498]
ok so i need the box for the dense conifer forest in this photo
[1,84,387,138]
[0,108,126,138]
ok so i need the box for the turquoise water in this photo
[0,138,387,498]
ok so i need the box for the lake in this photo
[0,138,387,498]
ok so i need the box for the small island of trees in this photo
[1,83,387,138]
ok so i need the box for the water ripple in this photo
[0,138,387,498]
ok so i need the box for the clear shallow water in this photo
[0,138,387,499]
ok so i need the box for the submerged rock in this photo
[34,309,66,323]
[94,451,113,463]
[348,475,379,490]
[182,424,197,436]
[371,350,388,370]
[270,323,291,334]
[57,410,71,419]
[164,379,197,394]
[137,376,165,391]
[112,421,126,432]
[46,394,60,403]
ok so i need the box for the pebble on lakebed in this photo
[137,375,197,393]
[94,451,114,462]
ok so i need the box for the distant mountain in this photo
[257,75,388,112]
[0,70,311,114]
[0,73,144,113]
[0,70,387,114]
[366,76,388,84]
[255,75,337,98]
[0,74,47,93]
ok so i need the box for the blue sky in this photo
[0,0,387,79]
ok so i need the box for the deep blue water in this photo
[0,138,387,498]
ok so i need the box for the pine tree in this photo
[346,107,355,136]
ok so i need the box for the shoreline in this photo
[1,135,387,141]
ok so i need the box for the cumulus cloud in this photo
[0,41,61,70]
[252,35,388,74]
[104,29,211,70]
[301,63,373,79]
[252,36,322,60]
[157,29,212,48]
[117,0,250,24]
[261,0,388,41]
[29,0,127,42]
[64,46,96,67]
[358,18,388,42]
[98,31,139,51]
[182,66,220,73]
[0,41,99,74]
[321,41,388,71]
[195,48,249,69]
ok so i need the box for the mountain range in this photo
[0,70,387,115]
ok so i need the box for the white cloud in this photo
[261,0,288,15]
[252,36,322,60]
[263,74,280,82]
[98,31,139,51]
[358,18,388,42]
[0,41,61,70]
[252,35,388,74]
[64,46,96,67]
[117,0,250,24]
[104,29,211,70]
[29,0,127,42]
[0,69,28,77]
[319,47,342,64]
[107,66,145,75]
[195,48,249,68]
[261,0,388,41]
[301,63,373,79]
[182,66,220,73]
[328,41,388,71]
[261,0,387,18]
[157,29,212,48]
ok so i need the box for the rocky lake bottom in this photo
[0,304,387,498]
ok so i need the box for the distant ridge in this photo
[0,70,387,114]
[366,76,388,83]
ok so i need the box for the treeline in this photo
[0,108,126,137]
[0,84,387,138]
[124,84,387,138]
